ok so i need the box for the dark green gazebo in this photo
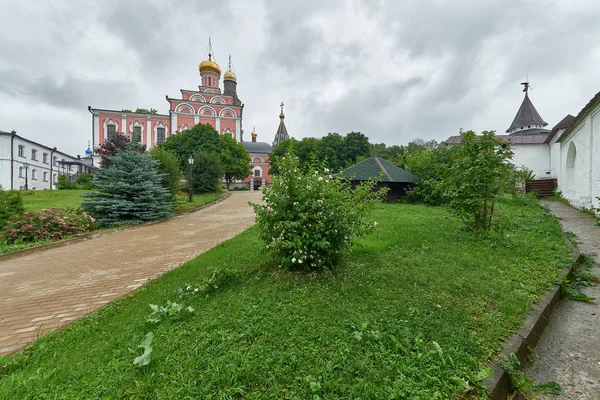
[341,151,419,201]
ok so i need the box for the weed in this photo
[498,353,562,398]
[131,332,154,368]
[146,301,195,324]
[562,258,598,302]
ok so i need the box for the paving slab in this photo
[0,192,262,356]
[525,201,600,399]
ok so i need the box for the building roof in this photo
[546,114,576,143]
[557,90,600,142]
[506,93,548,133]
[341,152,419,183]
[272,116,289,147]
[242,141,272,154]
[445,133,550,145]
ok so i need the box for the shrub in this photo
[440,130,514,230]
[149,147,181,202]
[252,155,385,271]
[191,151,222,194]
[56,174,76,190]
[0,188,24,229]
[82,143,172,227]
[75,172,95,190]
[404,144,457,205]
[2,209,95,244]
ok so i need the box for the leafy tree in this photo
[98,133,146,167]
[342,132,371,167]
[134,108,158,115]
[321,133,345,171]
[149,147,182,202]
[219,134,250,190]
[404,144,457,204]
[82,143,171,227]
[440,130,514,230]
[0,187,24,229]
[191,151,222,194]
[158,123,220,169]
[269,138,297,175]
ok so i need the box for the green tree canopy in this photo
[191,151,222,194]
[158,123,220,169]
[219,134,251,190]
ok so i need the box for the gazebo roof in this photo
[341,151,419,183]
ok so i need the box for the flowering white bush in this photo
[252,155,385,271]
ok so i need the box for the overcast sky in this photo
[1,0,600,156]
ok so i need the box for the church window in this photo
[31,149,37,161]
[32,169,37,180]
[43,153,48,164]
[53,156,58,166]
[18,145,24,157]
[107,124,117,141]
[132,126,142,143]
[53,174,57,183]
[43,172,48,182]
[254,169,261,177]
[157,127,166,143]
[19,167,24,178]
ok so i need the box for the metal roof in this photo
[557,90,600,142]
[506,93,548,133]
[242,141,273,154]
[341,153,419,183]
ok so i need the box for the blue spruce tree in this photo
[83,143,172,226]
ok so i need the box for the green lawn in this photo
[20,189,90,211]
[0,198,572,399]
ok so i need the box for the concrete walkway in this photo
[525,201,600,399]
[0,192,262,356]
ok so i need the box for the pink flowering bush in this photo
[252,155,386,271]
[2,209,96,245]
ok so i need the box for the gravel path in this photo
[0,192,262,355]
[525,200,600,399]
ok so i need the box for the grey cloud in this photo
[0,69,135,111]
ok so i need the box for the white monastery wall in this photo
[559,118,592,210]
[511,144,550,179]
[592,107,600,211]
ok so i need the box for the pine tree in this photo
[83,143,172,227]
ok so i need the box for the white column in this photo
[146,117,152,148]
[194,115,200,125]
[121,115,127,135]
[235,119,241,142]
[171,113,177,135]
[93,113,100,147]
[215,117,221,133]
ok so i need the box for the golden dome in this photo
[251,127,257,137]
[279,112,285,118]
[199,54,221,76]
[224,69,236,82]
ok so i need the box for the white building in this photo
[446,85,600,212]
[0,130,96,191]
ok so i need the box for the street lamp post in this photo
[23,162,30,191]
[188,155,194,202]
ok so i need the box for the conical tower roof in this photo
[506,93,548,133]
[272,102,290,147]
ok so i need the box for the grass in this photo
[172,192,223,213]
[0,197,572,399]
[20,189,91,211]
